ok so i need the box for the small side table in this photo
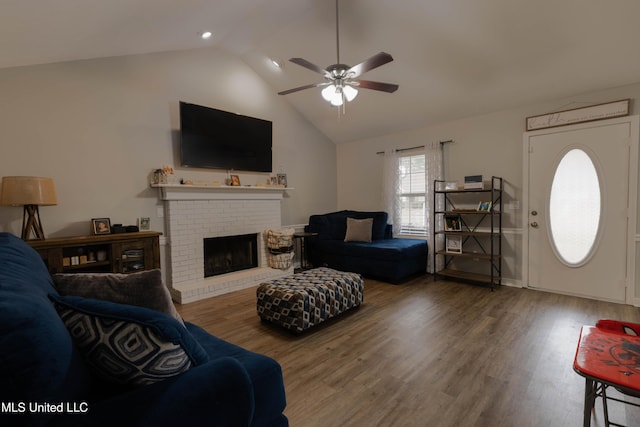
[573,325,640,427]
[293,232,318,272]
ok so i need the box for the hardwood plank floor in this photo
[176,275,640,427]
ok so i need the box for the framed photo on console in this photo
[91,218,111,235]
[138,217,151,231]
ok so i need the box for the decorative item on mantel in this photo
[257,176,285,188]
[277,173,288,188]
[152,165,174,184]
[224,170,234,186]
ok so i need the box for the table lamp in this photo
[0,176,58,240]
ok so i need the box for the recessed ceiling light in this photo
[201,31,213,40]
[270,58,283,68]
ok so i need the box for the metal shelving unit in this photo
[433,176,503,289]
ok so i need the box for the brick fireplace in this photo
[155,185,292,303]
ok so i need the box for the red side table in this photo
[573,326,640,427]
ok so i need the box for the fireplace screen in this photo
[204,233,258,278]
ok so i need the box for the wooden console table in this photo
[28,232,161,275]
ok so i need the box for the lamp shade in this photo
[1,176,58,206]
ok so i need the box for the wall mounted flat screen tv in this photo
[180,101,272,172]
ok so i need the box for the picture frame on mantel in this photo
[526,99,630,131]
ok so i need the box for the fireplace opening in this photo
[204,234,258,278]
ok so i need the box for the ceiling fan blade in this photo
[289,58,331,78]
[351,79,399,93]
[347,52,394,78]
[278,82,327,96]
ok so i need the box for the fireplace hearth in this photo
[204,234,258,278]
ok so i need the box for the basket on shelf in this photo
[264,228,295,270]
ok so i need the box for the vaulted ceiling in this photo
[3,0,640,143]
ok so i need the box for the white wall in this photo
[0,47,337,240]
[337,81,640,290]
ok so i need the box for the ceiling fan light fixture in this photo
[321,84,337,102]
[277,0,397,115]
[325,85,344,106]
[343,84,358,102]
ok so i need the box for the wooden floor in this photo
[177,275,640,427]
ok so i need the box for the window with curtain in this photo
[398,153,426,235]
[382,143,443,273]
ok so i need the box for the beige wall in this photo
[337,81,640,288]
[4,44,640,298]
[0,47,337,241]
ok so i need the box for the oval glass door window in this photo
[549,149,601,266]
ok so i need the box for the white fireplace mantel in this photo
[151,183,293,201]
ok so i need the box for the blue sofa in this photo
[0,232,287,427]
[305,211,427,283]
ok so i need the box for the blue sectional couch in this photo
[305,211,427,283]
[0,232,287,427]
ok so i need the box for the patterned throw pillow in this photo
[49,294,208,386]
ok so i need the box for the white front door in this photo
[524,116,638,303]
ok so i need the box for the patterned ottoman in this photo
[256,267,364,333]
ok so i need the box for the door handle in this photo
[530,222,539,228]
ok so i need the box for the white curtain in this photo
[381,144,444,273]
[424,143,443,273]
[381,150,401,232]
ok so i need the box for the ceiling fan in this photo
[278,0,399,109]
